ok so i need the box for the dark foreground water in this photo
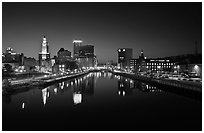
[2,72,202,131]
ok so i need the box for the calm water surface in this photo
[3,72,202,131]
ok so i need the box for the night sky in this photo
[2,2,202,63]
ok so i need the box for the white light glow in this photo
[73,40,82,43]
[194,65,199,69]
[42,88,48,105]
[73,93,82,105]
[22,103,25,109]
[54,88,57,94]
[122,91,125,96]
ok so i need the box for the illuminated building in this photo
[2,47,24,72]
[73,40,83,58]
[130,50,175,73]
[57,48,71,63]
[73,40,97,68]
[78,45,94,57]
[39,36,50,66]
[118,48,133,70]
[38,36,51,72]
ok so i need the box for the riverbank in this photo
[2,70,100,95]
[111,71,202,92]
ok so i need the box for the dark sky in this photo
[3,2,202,63]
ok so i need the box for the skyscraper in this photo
[39,36,50,66]
[73,40,82,58]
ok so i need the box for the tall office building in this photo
[39,36,50,66]
[118,48,133,69]
[73,39,96,68]
[78,45,94,57]
[73,40,83,58]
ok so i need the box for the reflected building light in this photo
[122,91,125,96]
[22,102,25,109]
[118,91,121,95]
[47,92,50,97]
[71,81,73,85]
[125,79,128,82]
[67,83,69,87]
[146,85,149,89]
[73,92,82,105]
[54,88,57,94]
[42,88,48,106]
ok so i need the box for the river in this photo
[2,71,202,131]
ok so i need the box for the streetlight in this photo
[177,65,180,74]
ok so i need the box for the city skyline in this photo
[3,2,202,63]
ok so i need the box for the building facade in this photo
[73,40,97,68]
[73,40,83,58]
[56,48,71,63]
[38,36,51,72]
[118,48,133,70]
[2,47,24,72]
[130,50,175,73]
[39,36,50,66]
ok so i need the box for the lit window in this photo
[118,49,121,52]
[123,49,125,52]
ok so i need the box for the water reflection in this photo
[118,76,133,96]
[22,102,25,109]
[3,72,202,131]
[117,76,162,96]
[73,92,82,105]
[3,71,198,109]
[42,87,48,106]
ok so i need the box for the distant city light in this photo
[194,65,199,70]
